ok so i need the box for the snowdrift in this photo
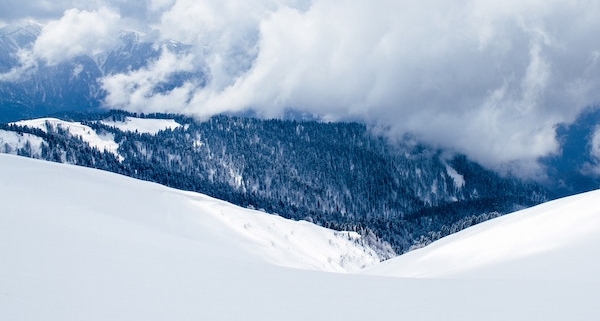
[1,154,599,321]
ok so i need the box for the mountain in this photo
[0,111,548,254]
[1,21,597,201]
[0,21,103,121]
[0,21,42,71]
[0,23,202,122]
[542,106,600,196]
[1,153,598,321]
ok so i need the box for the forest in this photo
[1,110,549,255]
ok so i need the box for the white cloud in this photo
[102,47,198,112]
[0,49,38,81]
[4,0,600,176]
[32,8,122,64]
[161,0,600,176]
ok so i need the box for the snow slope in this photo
[11,118,119,155]
[100,116,182,134]
[0,130,44,156]
[1,154,599,321]
[8,117,182,159]
[364,189,600,280]
[0,154,381,273]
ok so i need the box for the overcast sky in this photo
[2,0,600,177]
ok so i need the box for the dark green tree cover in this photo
[1,111,549,255]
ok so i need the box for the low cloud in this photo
[4,0,600,176]
[32,8,122,64]
[102,47,198,112]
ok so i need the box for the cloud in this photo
[32,8,122,64]
[170,0,600,176]
[3,0,600,176]
[101,47,198,111]
[0,49,38,81]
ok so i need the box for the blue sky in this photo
[2,0,600,176]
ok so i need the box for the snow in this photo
[0,130,44,156]
[8,116,182,160]
[1,153,599,320]
[100,116,182,134]
[445,164,465,188]
[11,118,119,155]
[364,189,600,280]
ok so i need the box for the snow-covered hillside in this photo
[100,116,182,134]
[12,118,120,155]
[1,154,599,320]
[7,116,182,159]
[0,154,381,273]
[0,130,44,156]
[364,189,600,280]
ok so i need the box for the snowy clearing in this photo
[100,116,182,134]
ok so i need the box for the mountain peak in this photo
[0,19,42,43]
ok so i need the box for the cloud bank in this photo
[33,8,122,64]
[3,0,600,176]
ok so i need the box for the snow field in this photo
[1,154,600,320]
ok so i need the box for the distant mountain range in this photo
[0,22,201,122]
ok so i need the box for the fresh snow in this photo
[0,130,44,156]
[0,154,381,273]
[445,164,465,188]
[11,118,120,155]
[8,117,182,160]
[100,116,182,134]
[1,154,599,320]
[364,189,600,280]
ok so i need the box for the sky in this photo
[1,0,600,176]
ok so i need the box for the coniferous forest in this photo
[1,110,549,255]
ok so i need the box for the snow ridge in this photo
[364,189,600,280]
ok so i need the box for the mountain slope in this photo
[542,106,600,196]
[0,111,548,254]
[0,24,201,122]
[0,154,385,273]
[364,189,600,279]
[1,154,599,321]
